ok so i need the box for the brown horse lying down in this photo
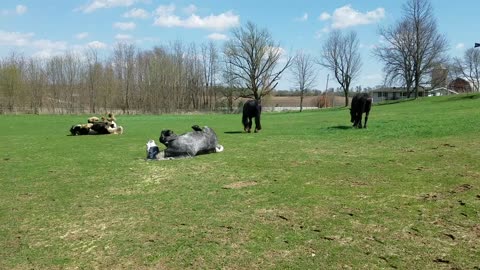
[146,125,224,160]
[70,122,123,135]
[70,113,123,135]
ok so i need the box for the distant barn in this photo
[448,77,473,93]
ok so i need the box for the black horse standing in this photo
[350,93,372,128]
[242,100,262,133]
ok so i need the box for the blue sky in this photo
[0,0,478,90]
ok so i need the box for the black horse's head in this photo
[159,129,177,146]
[349,108,355,123]
[70,125,79,135]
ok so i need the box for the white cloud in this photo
[455,43,465,50]
[314,27,330,39]
[319,12,331,21]
[87,40,107,49]
[32,50,55,58]
[155,11,240,31]
[320,5,385,29]
[268,46,286,56]
[267,46,289,64]
[183,4,197,15]
[154,15,182,27]
[0,30,108,58]
[115,34,133,40]
[295,13,308,22]
[75,32,89,40]
[16,5,27,15]
[32,39,68,51]
[123,8,149,19]
[113,22,136,30]
[207,33,228,40]
[154,4,175,16]
[77,0,139,13]
[31,39,69,58]
[153,4,239,31]
[1,5,28,16]
[0,30,35,46]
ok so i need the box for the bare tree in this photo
[0,53,25,112]
[221,61,242,112]
[85,47,102,113]
[99,60,116,112]
[201,41,219,109]
[451,48,480,92]
[25,58,46,114]
[63,52,82,113]
[223,21,292,101]
[407,0,448,98]
[113,42,136,113]
[318,30,361,106]
[184,43,202,110]
[374,20,416,97]
[46,56,65,113]
[376,0,448,98]
[291,51,317,112]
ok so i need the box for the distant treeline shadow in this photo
[224,131,244,134]
[328,125,352,130]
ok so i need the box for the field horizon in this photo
[1,94,479,269]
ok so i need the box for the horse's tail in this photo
[215,145,224,152]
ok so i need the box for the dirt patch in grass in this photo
[450,183,473,193]
[140,164,179,184]
[222,181,257,189]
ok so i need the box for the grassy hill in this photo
[1,94,479,269]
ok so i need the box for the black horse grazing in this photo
[242,100,262,133]
[350,93,372,128]
[146,125,224,160]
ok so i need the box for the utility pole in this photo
[324,74,329,107]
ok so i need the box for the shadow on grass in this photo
[328,125,352,130]
[224,131,244,134]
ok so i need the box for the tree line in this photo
[1,0,479,114]
[0,41,230,114]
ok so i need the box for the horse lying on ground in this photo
[350,93,372,128]
[146,125,224,160]
[242,99,262,133]
[70,121,123,135]
[70,113,123,136]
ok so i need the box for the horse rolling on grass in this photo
[146,125,224,160]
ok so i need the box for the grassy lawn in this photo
[1,94,479,269]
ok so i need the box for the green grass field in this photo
[1,94,479,269]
